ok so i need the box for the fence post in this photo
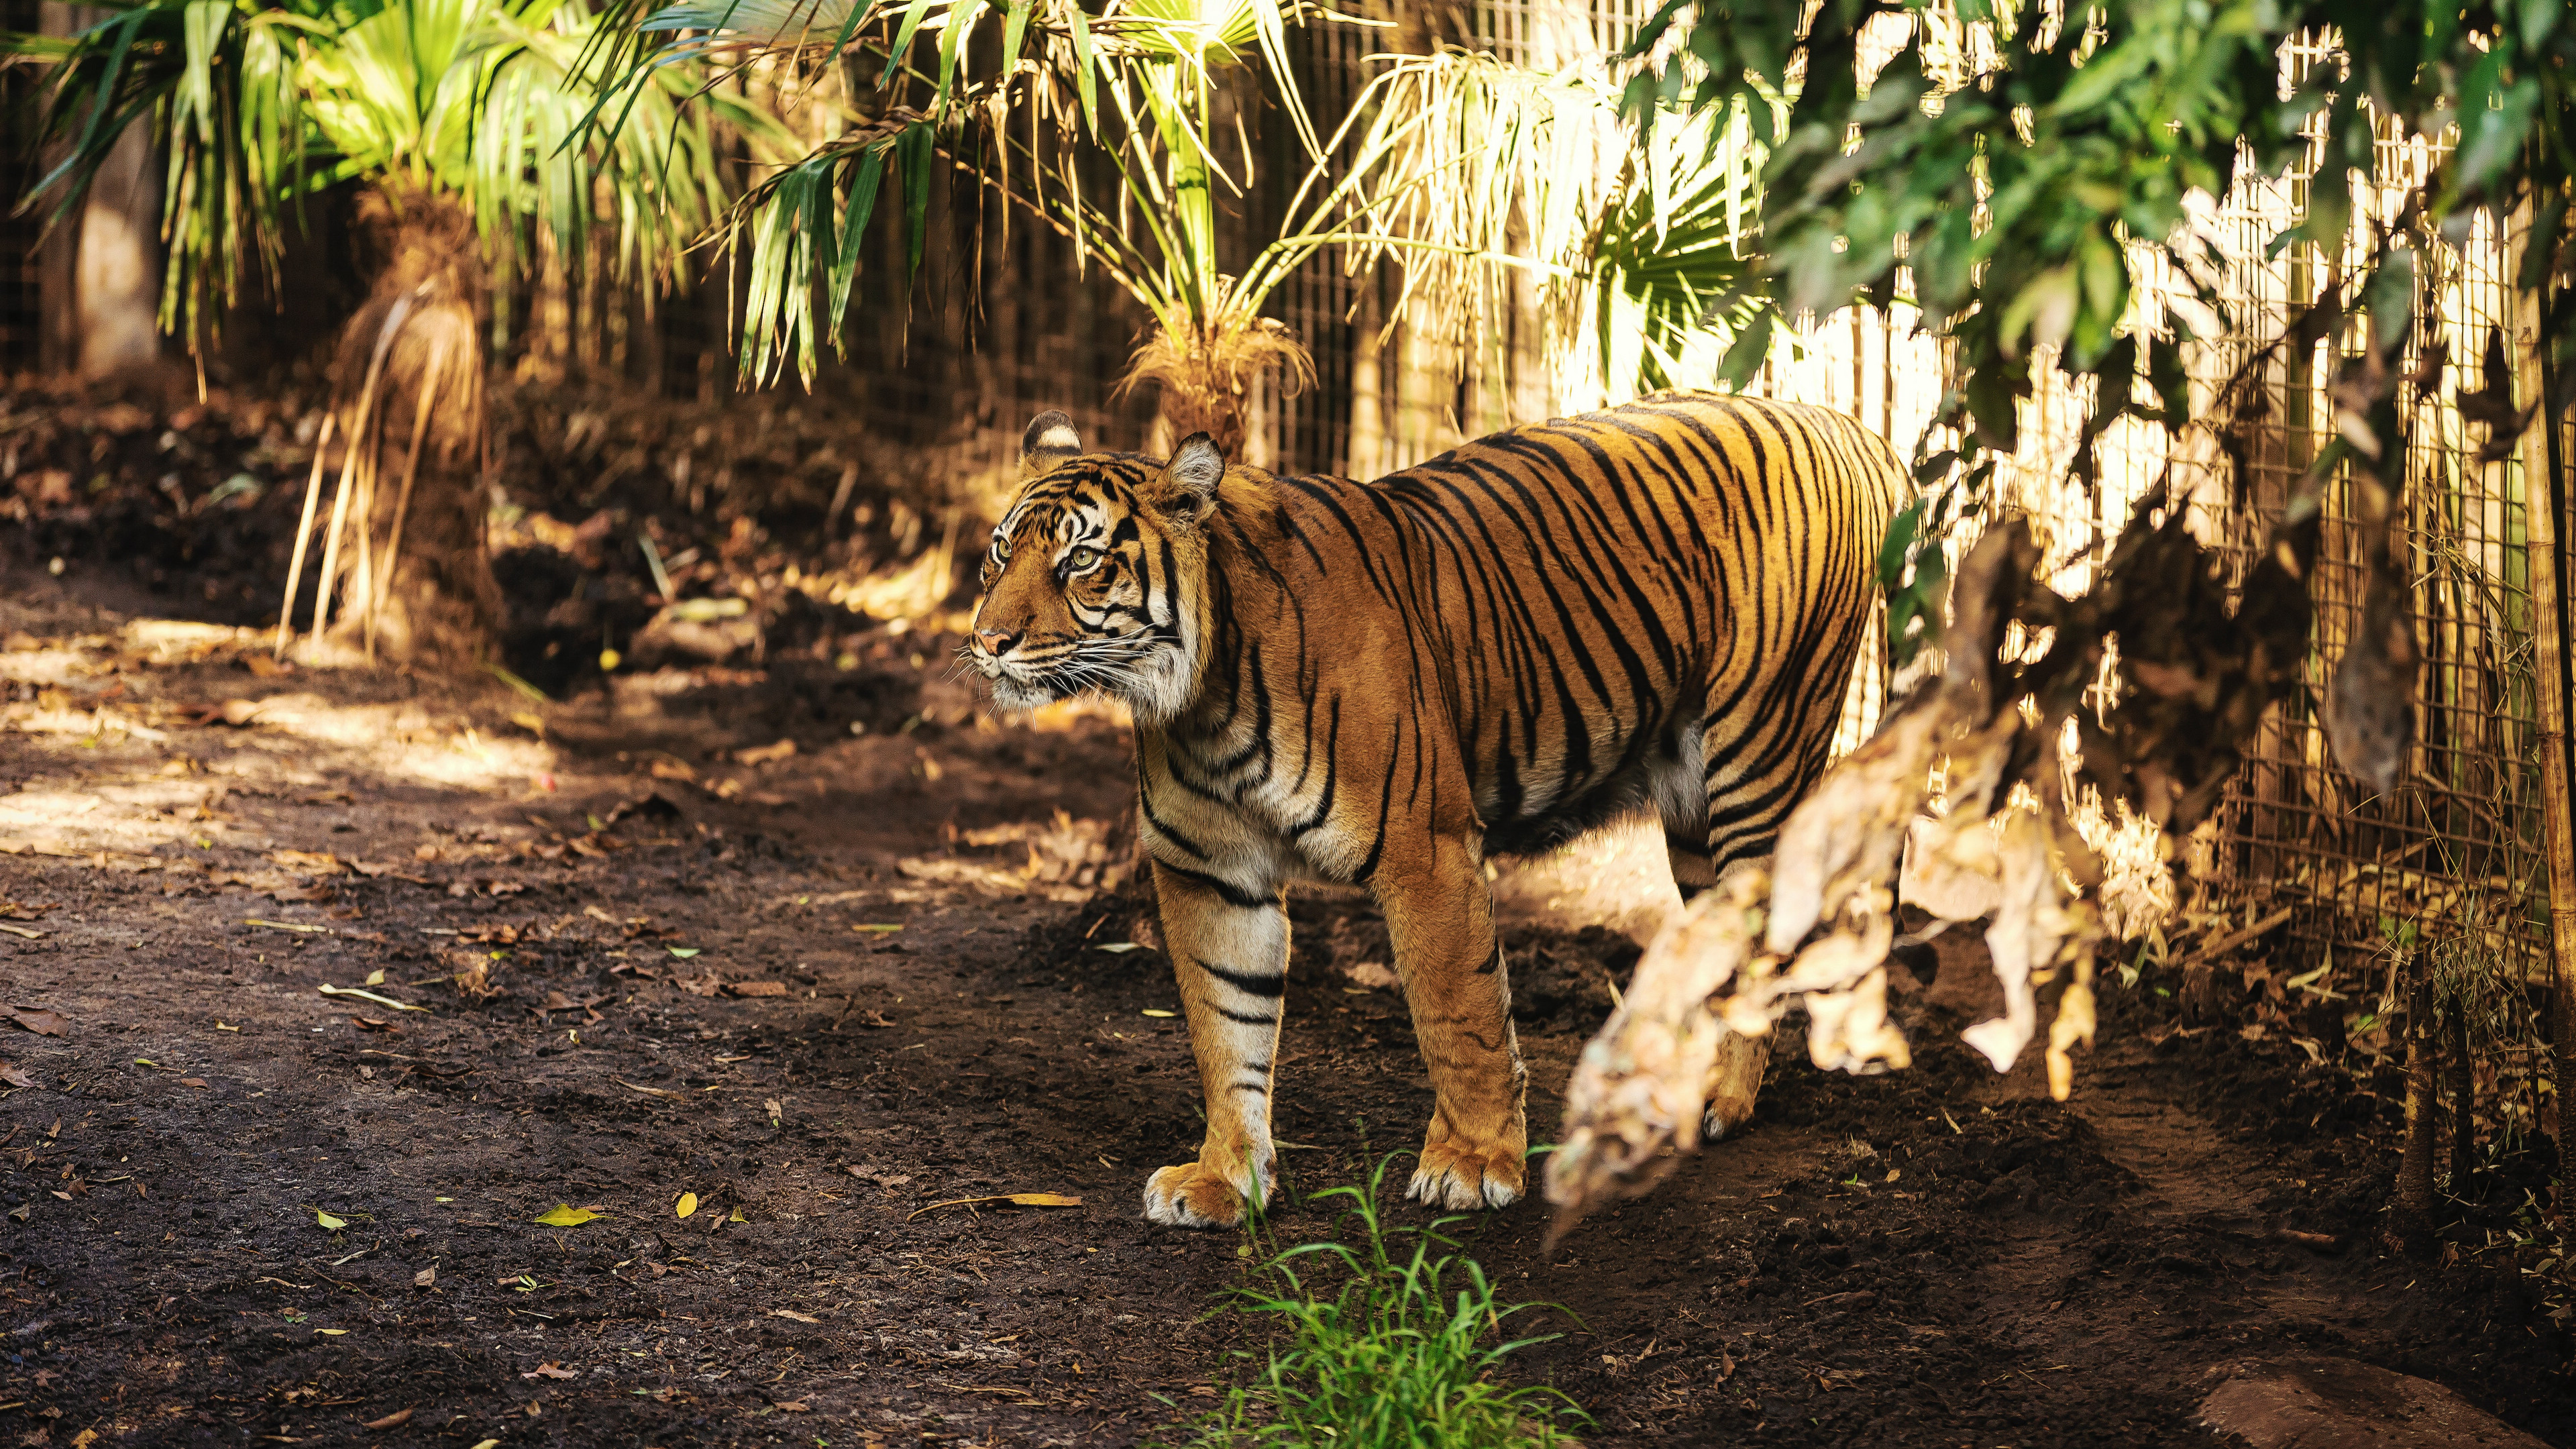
[2512,203,2576,1187]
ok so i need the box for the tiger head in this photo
[965,411,1225,723]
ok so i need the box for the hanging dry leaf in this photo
[2324,547,2418,795]
[2045,966,2100,1102]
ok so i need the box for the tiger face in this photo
[966,411,1224,723]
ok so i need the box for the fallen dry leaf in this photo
[675,1191,698,1219]
[773,1399,810,1412]
[180,1077,207,1089]
[1340,960,1399,990]
[362,1407,413,1431]
[906,1192,1082,1222]
[735,737,796,766]
[352,1016,397,1033]
[0,1063,33,1089]
[727,980,788,998]
[318,983,429,1014]
[770,1309,822,1324]
[521,1362,577,1380]
[7,1007,68,1038]
[414,1265,436,1288]
[194,698,265,727]
[533,1203,599,1228]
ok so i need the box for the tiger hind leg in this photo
[1667,841,1771,1141]
[1658,786,1770,1142]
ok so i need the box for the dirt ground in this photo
[2,549,2574,1448]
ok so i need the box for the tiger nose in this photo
[975,627,1020,656]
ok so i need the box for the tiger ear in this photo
[1157,433,1225,519]
[1020,411,1082,478]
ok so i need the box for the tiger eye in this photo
[1066,544,1105,574]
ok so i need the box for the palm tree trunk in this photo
[314,191,501,665]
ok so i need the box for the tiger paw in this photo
[1142,1158,1266,1229]
[1700,1089,1758,1142]
[1407,1139,1525,1211]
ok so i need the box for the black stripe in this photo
[1195,957,1285,998]
[1159,863,1272,911]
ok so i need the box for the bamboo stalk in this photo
[2396,971,2439,1230]
[2514,325,2576,1185]
[369,339,449,660]
[274,412,337,659]
[2512,201,2576,1184]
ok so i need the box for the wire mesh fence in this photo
[418,3,2569,1002]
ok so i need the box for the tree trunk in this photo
[72,116,160,376]
[36,3,160,377]
[305,191,500,666]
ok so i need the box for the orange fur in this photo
[970,394,1904,1226]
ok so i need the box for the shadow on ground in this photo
[0,568,2569,1448]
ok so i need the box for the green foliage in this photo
[1331,49,1766,400]
[616,2,1771,402]
[1625,0,2576,656]
[8,0,782,343]
[617,0,1338,386]
[1175,1156,1587,1449]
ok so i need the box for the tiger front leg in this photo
[1142,861,1290,1229]
[1377,831,1527,1210]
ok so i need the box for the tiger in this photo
[967,391,1906,1228]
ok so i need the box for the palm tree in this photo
[10,0,783,663]
[613,0,1764,458]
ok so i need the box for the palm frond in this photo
[5,0,789,347]
[1328,46,1768,398]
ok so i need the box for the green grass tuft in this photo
[1175,1155,1589,1448]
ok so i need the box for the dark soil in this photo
[3,379,2573,1448]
